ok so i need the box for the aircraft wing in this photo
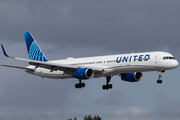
[0,64,35,71]
[1,44,104,73]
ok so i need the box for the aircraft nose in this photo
[172,60,179,69]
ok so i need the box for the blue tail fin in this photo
[24,31,48,62]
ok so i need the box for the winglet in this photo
[1,44,9,57]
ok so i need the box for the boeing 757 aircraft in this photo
[0,31,179,90]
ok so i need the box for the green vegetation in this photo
[67,114,102,120]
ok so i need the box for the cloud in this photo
[152,91,180,119]
[1,0,180,55]
[94,90,127,106]
[109,106,150,120]
[0,1,180,120]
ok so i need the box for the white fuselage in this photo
[25,51,179,79]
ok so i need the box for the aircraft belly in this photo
[104,64,163,74]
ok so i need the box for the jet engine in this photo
[73,68,94,79]
[121,72,143,82]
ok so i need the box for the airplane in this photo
[0,31,179,90]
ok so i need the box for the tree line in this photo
[67,114,102,120]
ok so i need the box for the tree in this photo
[84,114,93,120]
[83,114,101,120]
[93,115,101,120]
[67,114,102,120]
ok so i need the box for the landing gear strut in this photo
[157,70,165,84]
[102,76,113,90]
[75,80,85,89]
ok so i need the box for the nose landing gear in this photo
[157,70,165,84]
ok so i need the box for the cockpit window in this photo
[169,57,175,59]
[163,56,176,60]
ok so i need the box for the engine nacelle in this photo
[73,68,94,79]
[121,72,143,82]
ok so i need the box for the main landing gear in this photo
[102,76,113,90]
[157,70,165,84]
[75,80,85,89]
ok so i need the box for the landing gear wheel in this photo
[82,83,85,87]
[75,80,85,89]
[102,85,110,90]
[75,84,79,88]
[105,84,109,90]
[157,79,162,84]
[102,85,106,90]
[102,76,113,90]
[79,84,82,89]
[109,84,113,89]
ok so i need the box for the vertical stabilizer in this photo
[23,31,48,62]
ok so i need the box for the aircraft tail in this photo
[23,31,48,62]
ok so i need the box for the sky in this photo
[0,0,180,120]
